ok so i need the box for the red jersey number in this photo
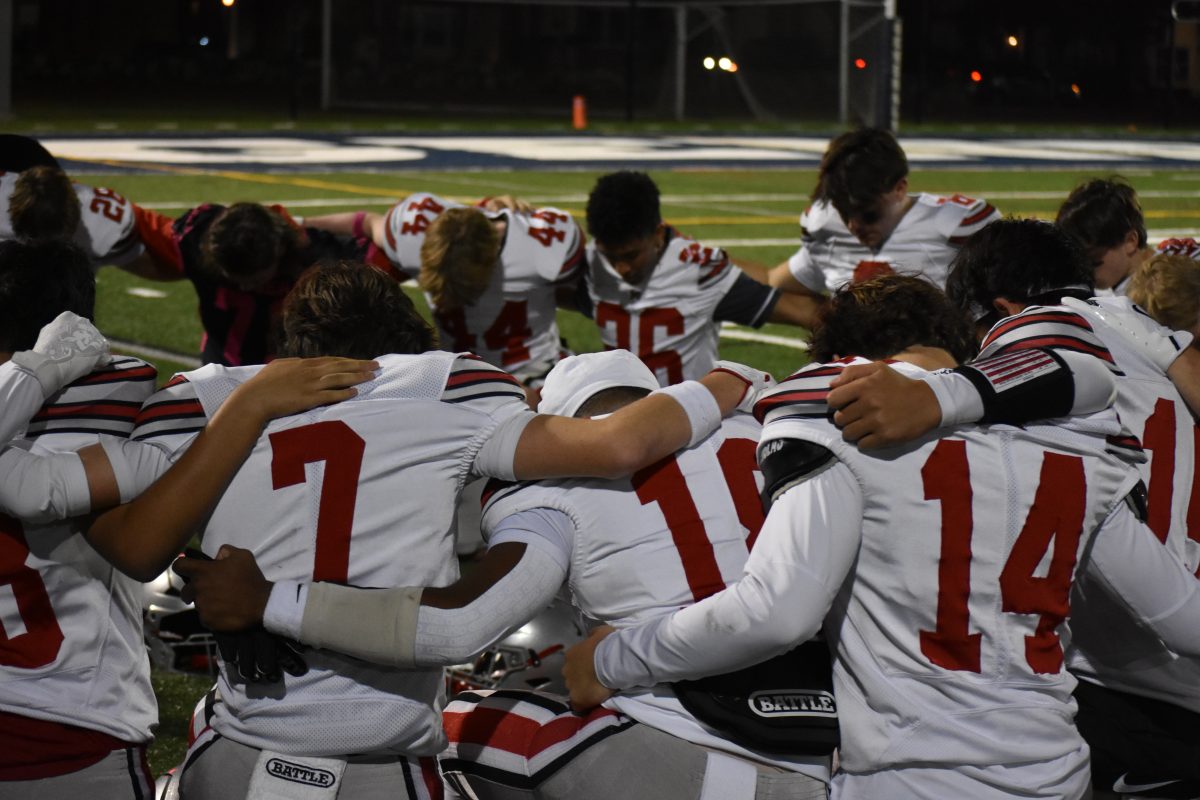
[89,187,128,223]
[270,421,366,583]
[0,515,65,668]
[919,440,1085,674]
[595,302,684,384]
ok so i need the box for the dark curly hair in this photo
[280,261,436,359]
[810,274,976,365]
[812,128,909,221]
[1056,177,1146,251]
[0,239,95,353]
[945,217,1093,330]
[585,171,661,245]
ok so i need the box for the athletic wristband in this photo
[654,380,722,448]
[300,582,423,668]
[263,581,308,641]
[351,211,367,239]
[921,370,985,427]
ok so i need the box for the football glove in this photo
[10,311,110,398]
[1061,297,1194,372]
[711,361,776,414]
[216,630,308,684]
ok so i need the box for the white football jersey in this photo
[0,172,143,269]
[983,300,1200,712]
[0,357,157,744]
[755,358,1141,775]
[786,193,1000,293]
[429,207,584,377]
[587,230,752,384]
[380,192,465,278]
[480,414,831,775]
[133,352,532,758]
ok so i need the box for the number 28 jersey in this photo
[756,359,1141,773]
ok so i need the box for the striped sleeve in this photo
[25,356,157,440]
[978,306,1121,374]
[752,362,847,426]
[131,374,207,449]
[441,354,528,407]
[557,218,587,281]
[946,197,1000,245]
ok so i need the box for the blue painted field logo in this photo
[748,690,837,718]
[265,758,337,788]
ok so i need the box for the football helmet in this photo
[445,597,585,696]
[143,566,219,676]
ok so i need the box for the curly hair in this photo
[279,261,436,359]
[812,128,909,221]
[585,171,661,246]
[0,239,95,353]
[10,167,81,241]
[201,203,302,284]
[419,207,501,309]
[1128,253,1200,333]
[945,217,1093,329]
[1056,177,1147,251]
[810,274,976,365]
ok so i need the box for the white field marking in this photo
[720,323,810,350]
[126,287,169,299]
[110,339,202,369]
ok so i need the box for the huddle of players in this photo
[2,128,1200,799]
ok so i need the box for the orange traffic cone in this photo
[572,95,587,130]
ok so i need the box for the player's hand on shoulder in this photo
[564,625,617,713]
[828,361,940,450]
[1061,296,1193,371]
[231,356,380,422]
[11,311,110,397]
[709,360,776,415]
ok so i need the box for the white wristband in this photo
[921,370,985,428]
[263,581,308,640]
[654,380,722,448]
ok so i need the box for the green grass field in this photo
[114,163,1200,774]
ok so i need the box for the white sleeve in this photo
[1085,501,1200,658]
[486,507,573,572]
[0,361,47,443]
[786,246,828,293]
[414,537,568,667]
[101,437,178,502]
[473,408,536,481]
[594,461,861,689]
[0,445,90,522]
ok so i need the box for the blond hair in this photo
[1128,253,1200,332]
[419,207,500,309]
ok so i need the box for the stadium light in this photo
[854,58,867,70]
[199,37,210,47]
[726,62,738,73]
[703,57,716,70]
[1006,35,1019,47]
[1173,0,1200,22]
[1071,83,1082,96]
[221,0,236,6]
[718,57,733,71]
[970,70,983,83]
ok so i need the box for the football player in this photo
[566,275,1200,800]
[1128,252,1200,342]
[582,170,813,385]
[307,193,584,386]
[764,128,1001,329]
[0,261,761,799]
[943,218,1200,796]
[0,166,163,278]
[0,239,156,799]
[132,201,391,366]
